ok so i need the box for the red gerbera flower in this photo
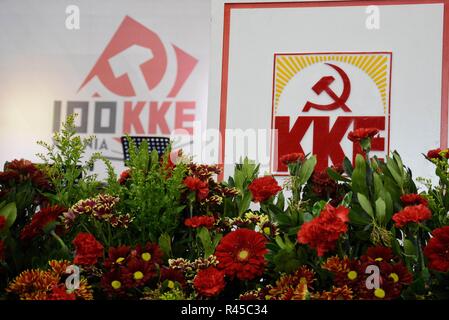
[20,205,67,242]
[280,153,305,165]
[215,228,268,281]
[184,176,209,201]
[348,128,379,143]
[400,194,428,207]
[184,215,215,229]
[424,226,449,272]
[392,204,432,228]
[193,267,226,297]
[248,176,282,203]
[72,233,104,266]
[297,204,350,257]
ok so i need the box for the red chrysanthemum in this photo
[0,216,6,231]
[160,267,187,288]
[3,159,51,190]
[121,257,157,288]
[392,204,432,228]
[400,194,428,207]
[184,176,209,201]
[101,269,127,297]
[347,128,379,143]
[184,215,215,229]
[427,148,449,160]
[104,245,131,269]
[424,226,449,272]
[118,169,131,185]
[215,228,268,281]
[49,285,76,300]
[248,176,282,203]
[280,153,305,165]
[193,267,226,297]
[363,246,394,263]
[297,204,350,256]
[20,205,67,242]
[72,233,104,266]
[133,242,164,266]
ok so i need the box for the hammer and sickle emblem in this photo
[302,63,352,112]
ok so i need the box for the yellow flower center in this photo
[347,271,357,280]
[299,277,307,285]
[389,273,399,283]
[375,257,383,262]
[142,252,152,261]
[133,271,144,280]
[116,257,125,264]
[167,280,175,289]
[111,280,121,289]
[374,288,386,299]
[238,249,249,261]
[263,227,271,235]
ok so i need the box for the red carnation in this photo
[426,148,449,160]
[424,226,449,272]
[215,228,268,281]
[248,176,282,203]
[400,194,428,207]
[184,176,209,201]
[73,232,104,266]
[118,169,131,185]
[20,205,67,242]
[185,215,215,229]
[348,128,379,143]
[193,267,226,297]
[0,216,6,231]
[392,204,431,228]
[297,204,350,256]
[280,153,305,165]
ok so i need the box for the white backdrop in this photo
[0,0,210,176]
[208,0,449,182]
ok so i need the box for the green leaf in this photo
[352,154,369,197]
[326,168,350,182]
[197,227,215,258]
[349,208,372,225]
[375,198,386,224]
[297,155,317,185]
[373,173,383,199]
[239,192,252,215]
[403,239,417,261]
[0,202,17,229]
[386,156,403,188]
[343,157,353,176]
[357,193,374,218]
[158,233,172,258]
[275,235,286,249]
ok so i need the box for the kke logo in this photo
[272,52,392,173]
[54,16,199,161]
[79,15,197,97]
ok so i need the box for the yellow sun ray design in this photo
[274,53,390,113]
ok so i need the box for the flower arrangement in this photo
[1,115,449,300]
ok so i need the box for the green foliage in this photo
[36,114,106,207]
[118,137,186,243]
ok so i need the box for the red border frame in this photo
[219,0,449,180]
[270,51,393,176]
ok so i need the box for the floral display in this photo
[1,114,449,300]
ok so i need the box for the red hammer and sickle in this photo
[302,63,352,112]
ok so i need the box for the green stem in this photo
[50,230,69,254]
